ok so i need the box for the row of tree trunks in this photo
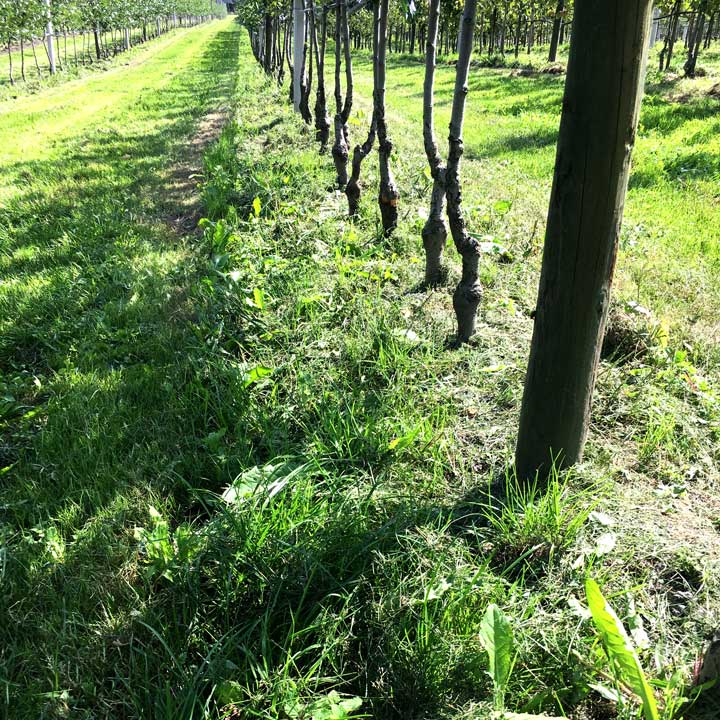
[251,0,658,487]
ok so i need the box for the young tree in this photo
[331,0,353,187]
[375,0,399,234]
[345,0,378,215]
[421,0,447,286]
[311,0,331,146]
[445,0,480,342]
[515,0,654,480]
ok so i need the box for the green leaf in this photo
[252,196,262,218]
[478,604,514,710]
[253,287,265,310]
[242,365,273,388]
[215,679,245,706]
[585,578,659,720]
[493,199,513,215]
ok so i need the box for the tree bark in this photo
[447,0,480,341]
[547,0,564,62]
[331,0,350,187]
[264,13,273,72]
[421,0,448,286]
[515,0,653,480]
[346,1,379,215]
[659,0,681,71]
[376,0,399,234]
[685,3,708,77]
[313,4,331,147]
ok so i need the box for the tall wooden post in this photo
[293,0,305,111]
[515,0,653,480]
[44,0,56,74]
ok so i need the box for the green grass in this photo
[1,20,719,720]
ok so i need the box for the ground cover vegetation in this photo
[1,4,720,720]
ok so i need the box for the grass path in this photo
[0,18,242,716]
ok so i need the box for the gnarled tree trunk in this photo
[376,0,399,234]
[447,0,481,341]
[515,0,653,480]
[421,0,448,286]
[346,1,379,215]
[312,3,331,147]
[331,0,351,187]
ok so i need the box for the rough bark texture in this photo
[421,0,448,286]
[447,0,480,342]
[312,4,331,147]
[345,1,379,215]
[299,14,313,124]
[515,0,653,480]
[331,0,350,188]
[376,0,399,235]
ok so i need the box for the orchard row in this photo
[1,0,228,83]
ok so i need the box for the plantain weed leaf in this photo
[478,603,515,710]
[585,578,659,720]
[242,365,273,388]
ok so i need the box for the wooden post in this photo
[44,0,56,74]
[515,0,654,480]
[293,0,305,111]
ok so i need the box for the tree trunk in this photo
[264,13,273,72]
[659,0,681,71]
[332,0,350,188]
[313,4,331,147]
[447,0,480,341]
[548,0,564,62]
[685,3,707,77]
[8,39,14,85]
[94,25,101,60]
[421,0,448,286]
[299,12,313,123]
[704,13,716,48]
[376,0,399,234]
[346,0,379,215]
[31,36,42,77]
[515,0,653,480]
[20,36,26,82]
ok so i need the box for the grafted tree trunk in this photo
[312,3,331,146]
[346,1,379,215]
[376,0,399,234]
[547,0,564,62]
[299,10,313,124]
[447,0,480,341]
[331,0,351,187]
[515,0,653,480]
[421,0,448,286]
